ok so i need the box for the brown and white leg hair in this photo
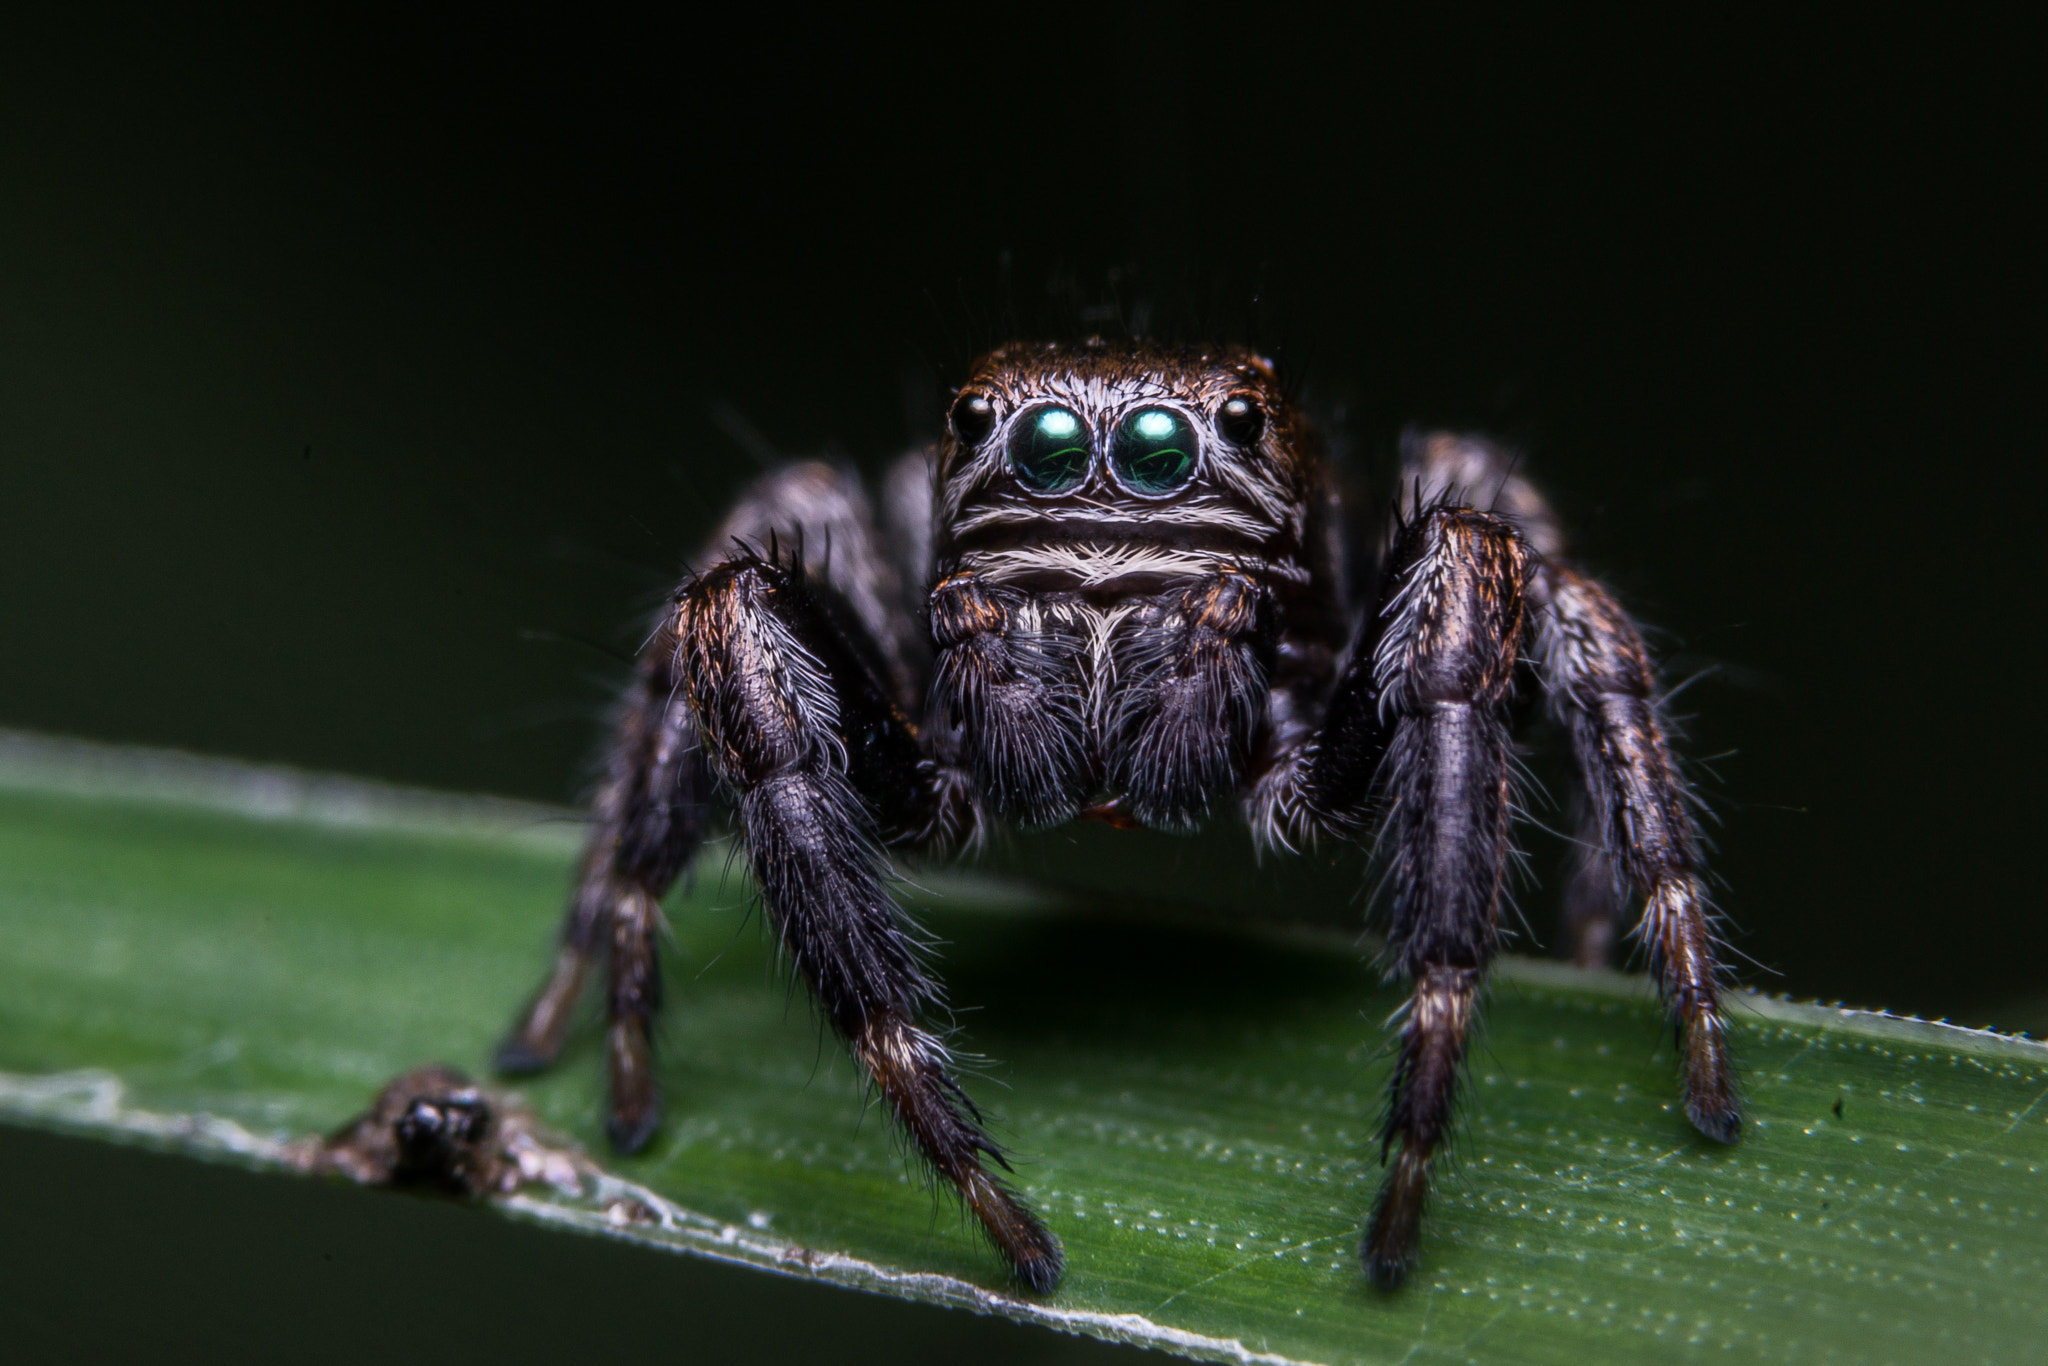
[1237,494,1532,1287]
[1399,429,1739,1143]
[1535,565,1738,1142]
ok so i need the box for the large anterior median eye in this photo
[1112,407,1199,493]
[1008,405,1091,493]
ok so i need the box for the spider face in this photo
[917,344,1345,836]
[499,339,1738,1296]
[936,345,1317,596]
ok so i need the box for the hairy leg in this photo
[712,459,925,710]
[1398,429,1738,1141]
[1537,566,1738,1142]
[1244,498,1531,1288]
[1389,427,1565,561]
[1357,504,1530,1288]
[495,608,706,1151]
[499,461,943,1150]
[683,551,1062,1292]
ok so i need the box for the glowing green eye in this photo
[1008,405,1091,492]
[1112,407,1198,493]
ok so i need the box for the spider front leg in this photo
[680,554,1064,1293]
[1260,503,1530,1288]
[1537,566,1739,1141]
[1357,506,1529,1288]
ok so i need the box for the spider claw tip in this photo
[1687,1101,1743,1145]
[606,1106,662,1155]
[1362,1243,1415,1291]
[1010,1238,1066,1296]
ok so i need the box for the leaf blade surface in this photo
[1,734,2043,1364]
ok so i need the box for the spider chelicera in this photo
[495,339,1738,1292]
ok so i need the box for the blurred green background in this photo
[0,7,2041,1357]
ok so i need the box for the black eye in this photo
[950,390,997,446]
[1217,394,1265,447]
[1112,407,1199,493]
[1008,405,1091,493]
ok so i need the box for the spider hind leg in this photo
[495,605,705,1152]
[497,460,932,1152]
[1537,566,1739,1142]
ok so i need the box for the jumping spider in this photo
[497,340,1738,1292]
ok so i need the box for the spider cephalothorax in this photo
[497,338,1738,1293]
[924,343,1344,839]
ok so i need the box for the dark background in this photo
[4,11,2041,1029]
[3,9,2041,1360]
[0,1122,1127,1364]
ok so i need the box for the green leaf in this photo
[2,731,2045,1364]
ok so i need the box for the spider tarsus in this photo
[1682,1029,1743,1144]
[967,1172,1065,1294]
[1008,1231,1066,1296]
[1687,1099,1743,1146]
[606,1106,662,1155]
[491,1037,554,1076]
[1362,1148,1430,1291]
[606,1019,661,1153]
[1362,1244,1417,1293]
[494,945,591,1075]
[856,1015,1064,1290]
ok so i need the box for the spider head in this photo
[939,341,1300,507]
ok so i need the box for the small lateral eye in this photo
[1217,393,1265,447]
[1009,405,1091,493]
[950,390,997,446]
[1112,407,1199,493]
